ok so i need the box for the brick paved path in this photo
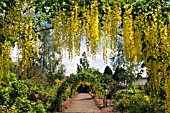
[64,93,101,113]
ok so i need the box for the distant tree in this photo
[103,65,113,76]
[77,52,89,73]
[37,30,66,82]
[113,67,126,84]
[110,38,125,70]
[110,38,137,86]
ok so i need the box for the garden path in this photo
[64,93,101,113]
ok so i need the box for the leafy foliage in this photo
[0,73,46,112]
[114,85,166,113]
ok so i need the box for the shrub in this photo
[33,100,46,113]
[114,85,166,113]
[0,73,46,112]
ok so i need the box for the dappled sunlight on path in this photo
[64,93,101,113]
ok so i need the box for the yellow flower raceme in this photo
[123,6,134,61]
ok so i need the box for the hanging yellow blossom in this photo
[122,6,134,61]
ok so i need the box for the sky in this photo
[10,41,113,76]
[60,39,115,76]
[61,47,112,76]
[11,40,147,77]
[56,41,114,76]
[60,40,147,77]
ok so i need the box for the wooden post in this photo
[70,87,72,98]
[103,92,107,107]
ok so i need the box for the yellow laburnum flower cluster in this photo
[89,1,99,56]
[133,15,143,62]
[2,42,11,76]
[142,8,170,112]
[101,2,121,61]
[122,6,134,61]
[0,41,11,83]
[21,2,38,77]
[122,5,169,112]
[0,1,23,81]
[166,17,170,112]
[74,4,81,56]
[143,13,160,96]
[0,56,2,84]
[74,80,91,91]
[52,1,121,60]
[159,17,170,113]
[0,0,39,79]
[73,78,103,98]
[52,1,81,58]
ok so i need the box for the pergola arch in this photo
[51,70,104,112]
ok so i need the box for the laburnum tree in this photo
[0,0,170,112]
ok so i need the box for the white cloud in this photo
[62,55,80,76]
[61,45,112,76]
[62,54,109,76]
[11,44,21,62]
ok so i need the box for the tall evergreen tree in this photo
[103,65,113,76]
